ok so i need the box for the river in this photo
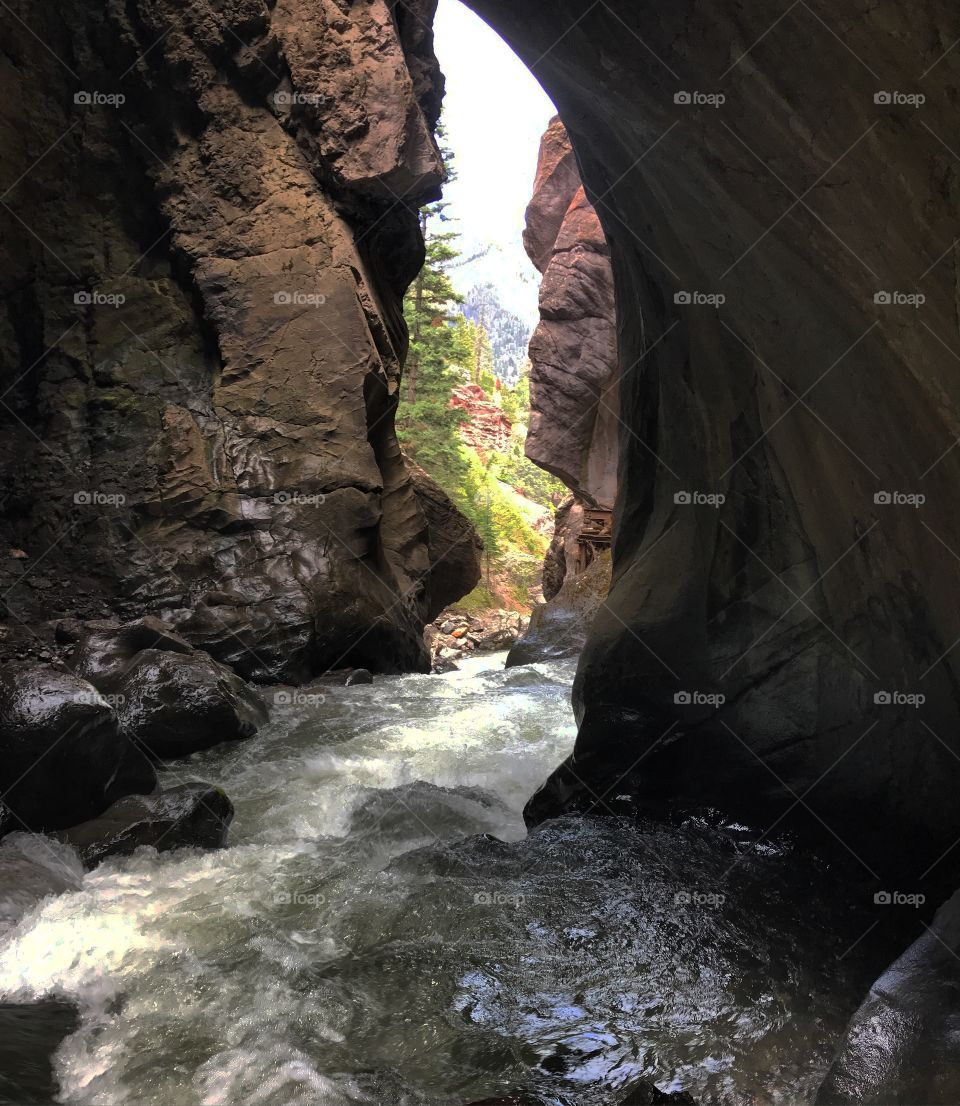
[0,653,877,1105]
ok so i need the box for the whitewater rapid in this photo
[0,653,876,1105]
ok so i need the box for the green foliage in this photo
[500,372,530,425]
[490,438,567,511]
[397,128,551,613]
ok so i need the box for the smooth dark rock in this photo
[0,1000,79,1106]
[111,650,268,759]
[71,616,193,689]
[57,782,234,868]
[0,664,156,832]
[467,0,960,880]
[815,888,960,1105]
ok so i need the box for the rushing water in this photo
[0,653,879,1105]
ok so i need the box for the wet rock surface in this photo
[0,834,84,933]
[815,887,960,1105]
[0,664,156,832]
[109,649,268,760]
[472,0,960,880]
[56,782,235,869]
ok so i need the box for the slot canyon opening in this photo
[400,0,620,676]
[1,0,960,1104]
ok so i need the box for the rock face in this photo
[523,117,619,511]
[468,0,960,880]
[816,888,960,1104]
[0,0,478,684]
[0,1000,80,1106]
[3,0,960,886]
[509,120,617,665]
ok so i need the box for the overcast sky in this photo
[432,0,556,324]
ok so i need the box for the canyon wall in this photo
[506,117,618,666]
[0,0,479,683]
[524,116,619,513]
[469,0,960,882]
[4,0,960,884]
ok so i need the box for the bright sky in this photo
[432,0,557,325]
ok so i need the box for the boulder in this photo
[0,664,156,831]
[71,616,193,688]
[111,649,268,760]
[470,0,960,878]
[56,782,234,868]
[815,889,960,1105]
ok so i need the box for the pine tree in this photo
[397,128,473,490]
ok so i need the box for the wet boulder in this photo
[57,782,235,868]
[815,887,960,1104]
[111,649,268,759]
[0,664,157,831]
[71,615,193,689]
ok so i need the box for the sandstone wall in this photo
[0,0,478,683]
[523,117,619,511]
